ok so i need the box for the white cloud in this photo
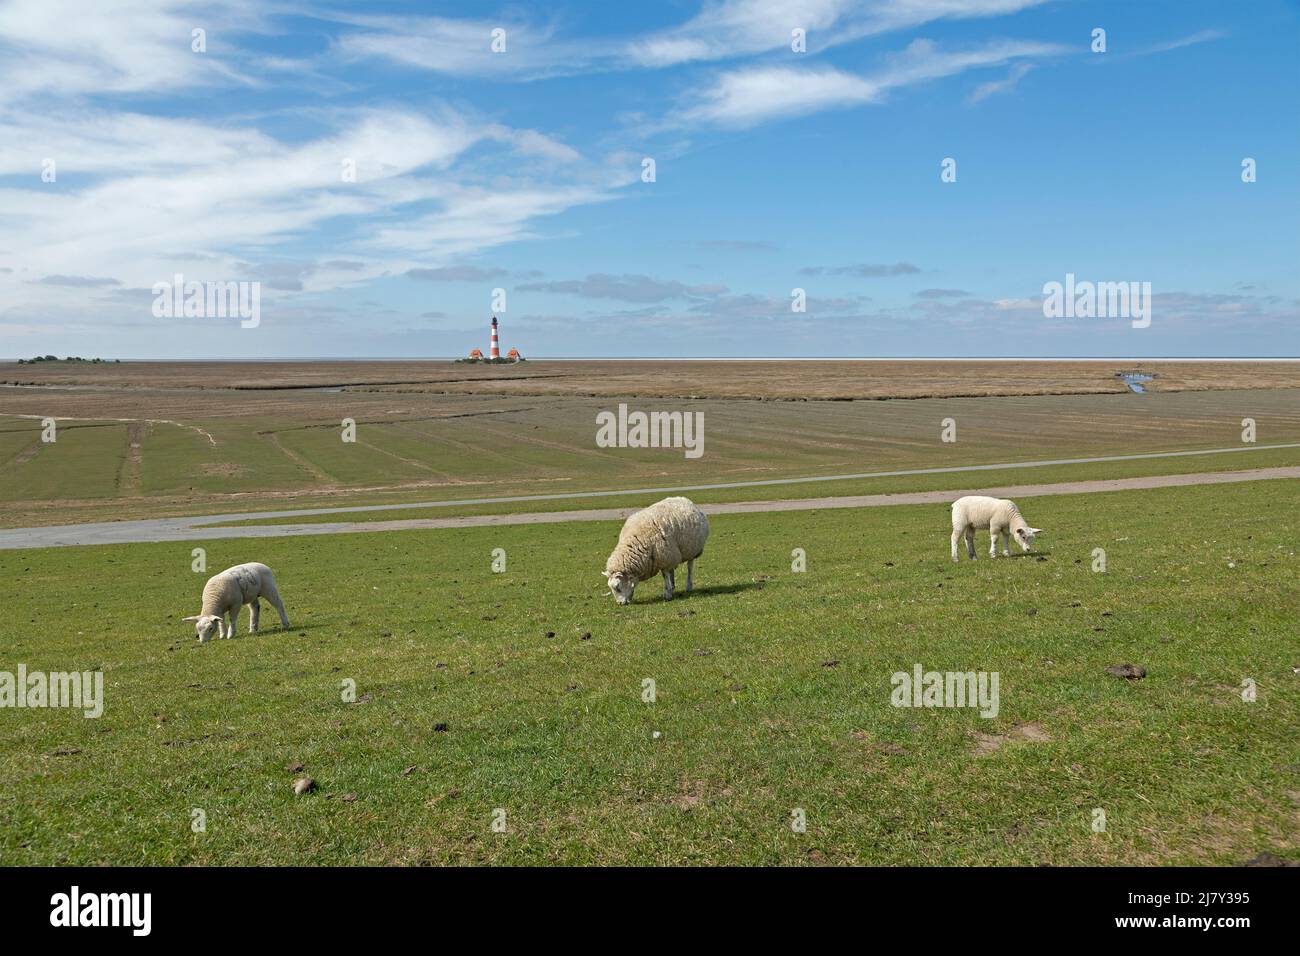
[630,0,1053,66]
[629,0,856,66]
[684,37,1064,126]
[365,182,617,262]
[1141,29,1226,56]
[333,0,1056,78]
[968,61,1033,102]
[0,0,269,103]
[336,14,581,79]
[684,65,881,125]
[0,105,616,322]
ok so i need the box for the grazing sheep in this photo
[950,496,1043,562]
[183,562,290,642]
[603,496,709,604]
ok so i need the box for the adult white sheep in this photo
[603,496,709,605]
[183,562,290,642]
[950,496,1043,562]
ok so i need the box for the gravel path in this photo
[1,465,1295,550]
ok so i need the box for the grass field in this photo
[2,360,1296,866]
[1,480,1296,865]
[2,360,1298,527]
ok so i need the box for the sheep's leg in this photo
[989,529,999,558]
[226,601,241,638]
[951,529,961,562]
[265,585,291,628]
[663,568,674,601]
[965,528,977,559]
[249,600,260,633]
[1001,531,1010,557]
[686,559,695,592]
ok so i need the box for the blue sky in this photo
[0,0,1297,358]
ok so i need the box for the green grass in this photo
[220,444,1300,525]
[0,423,129,501]
[1,480,1296,865]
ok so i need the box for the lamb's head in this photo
[601,570,636,605]
[183,614,222,642]
[1013,526,1043,552]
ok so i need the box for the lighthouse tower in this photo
[489,316,500,359]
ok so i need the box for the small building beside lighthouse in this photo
[464,316,523,362]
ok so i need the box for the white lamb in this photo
[950,496,1043,562]
[603,496,710,605]
[183,562,290,642]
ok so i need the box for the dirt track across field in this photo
[1,465,1294,550]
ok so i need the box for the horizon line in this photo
[4,356,1300,363]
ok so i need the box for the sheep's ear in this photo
[600,571,609,578]
[181,615,200,622]
[1029,527,1043,534]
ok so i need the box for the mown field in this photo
[2,366,1298,527]
[1,480,1295,865]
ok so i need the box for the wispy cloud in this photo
[335,13,581,79]
[682,38,1066,126]
[407,266,509,282]
[0,0,270,104]
[968,61,1033,102]
[335,0,1056,79]
[1142,29,1226,55]
[629,0,1054,67]
[35,274,122,288]
[518,273,728,303]
[801,262,921,277]
[0,104,617,319]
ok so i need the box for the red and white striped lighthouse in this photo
[489,316,500,359]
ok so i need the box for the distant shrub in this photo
[17,355,110,364]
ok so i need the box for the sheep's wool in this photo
[605,497,710,583]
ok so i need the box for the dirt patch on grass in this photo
[4,437,42,469]
[664,778,735,811]
[117,420,146,494]
[971,721,1053,756]
[852,730,907,755]
[196,462,246,477]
